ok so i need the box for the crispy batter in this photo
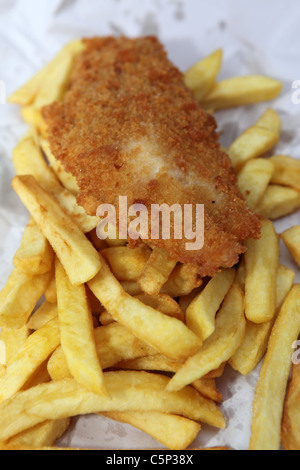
[42,36,261,277]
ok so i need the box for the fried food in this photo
[42,36,261,278]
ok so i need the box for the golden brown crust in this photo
[43,36,261,277]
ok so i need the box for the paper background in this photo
[0,0,300,450]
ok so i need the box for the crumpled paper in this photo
[0,0,299,450]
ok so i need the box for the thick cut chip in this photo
[202,77,282,110]
[43,273,57,305]
[135,293,185,322]
[138,247,177,296]
[8,40,84,106]
[161,263,203,297]
[0,325,30,366]
[186,268,235,340]
[88,254,202,361]
[244,219,279,324]
[116,355,182,374]
[255,185,300,220]
[192,378,222,403]
[270,155,300,191]
[0,372,225,442]
[5,419,70,448]
[228,109,281,171]
[11,175,101,286]
[40,137,80,196]
[47,322,157,381]
[166,285,246,392]
[55,259,107,396]
[12,135,98,233]
[0,318,60,403]
[27,301,58,331]
[20,40,85,132]
[237,159,274,211]
[281,226,300,267]
[184,49,223,101]
[0,268,52,329]
[102,411,200,451]
[101,244,151,282]
[229,264,296,375]
[13,217,54,275]
[250,285,300,450]
[282,363,300,451]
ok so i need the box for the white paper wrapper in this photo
[0,0,299,451]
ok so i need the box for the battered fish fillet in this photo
[42,36,261,278]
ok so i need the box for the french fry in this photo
[0,372,226,442]
[281,226,300,267]
[237,159,274,210]
[192,378,222,403]
[120,281,143,296]
[250,285,300,450]
[20,40,85,132]
[0,268,52,329]
[116,355,182,373]
[202,76,282,111]
[88,254,202,361]
[0,341,5,366]
[11,175,102,286]
[135,293,185,322]
[244,219,279,324]
[281,363,300,451]
[270,155,300,191]
[8,40,84,106]
[255,185,300,220]
[21,107,47,136]
[184,49,223,101]
[39,137,80,196]
[87,228,108,251]
[138,247,177,296]
[161,263,202,297]
[234,258,246,291]
[117,355,222,403]
[0,325,30,366]
[228,109,281,171]
[255,108,282,135]
[12,135,99,233]
[101,223,128,248]
[13,217,54,275]
[5,418,71,449]
[44,273,57,304]
[27,302,58,331]
[85,286,104,316]
[186,268,235,340]
[166,285,246,392]
[47,322,157,381]
[229,264,296,375]
[99,310,115,326]
[55,259,107,396]
[101,244,151,282]
[102,411,201,451]
[23,361,51,390]
[0,318,60,403]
